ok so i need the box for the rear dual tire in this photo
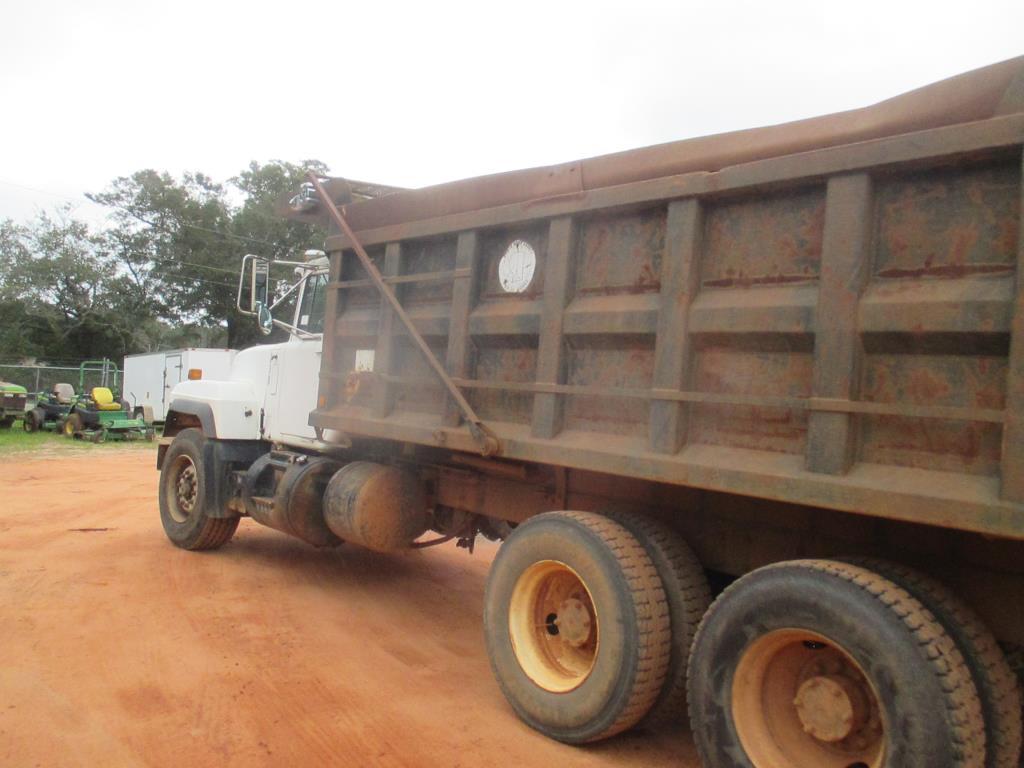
[839,557,1022,768]
[687,559,987,768]
[602,509,710,726]
[483,511,671,743]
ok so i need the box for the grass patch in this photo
[0,417,157,455]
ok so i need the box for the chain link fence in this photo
[0,360,122,403]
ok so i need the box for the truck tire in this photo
[603,509,710,726]
[687,559,985,768]
[483,510,671,743]
[840,556,1022,768]
[159,428,238,551]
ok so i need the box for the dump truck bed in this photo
[309,58,1024,541]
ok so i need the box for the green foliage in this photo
[0,210,140,359]
[0,160,328,361]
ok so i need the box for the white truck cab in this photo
[164,252,331,445]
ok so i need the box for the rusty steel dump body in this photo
[306,57,1024,551]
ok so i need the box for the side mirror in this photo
[256,302,273,336]
[289,182,319,213]
[251,258,270,312]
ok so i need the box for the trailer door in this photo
[163,354,183,412]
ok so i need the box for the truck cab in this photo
[161,251,336,451]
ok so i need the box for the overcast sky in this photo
[2,0,1022,227]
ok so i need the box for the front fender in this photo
[165,380,262,441]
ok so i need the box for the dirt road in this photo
[0,449,698,767]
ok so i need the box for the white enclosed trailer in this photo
[123,348,236,423]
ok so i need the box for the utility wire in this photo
[0,177,277,248]
[2,177,270,278]
[120,252,240,275]
[142,266,236,289]
[127,211,274,247]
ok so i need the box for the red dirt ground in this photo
[0,449,698,767]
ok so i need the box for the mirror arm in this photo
[237,254,257,316]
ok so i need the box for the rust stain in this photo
[874,163,1019,279]
[703,273,817,289]
[576,209,665,296]
[690,346,813,455]
[703,187,825,289]
[403,237,457,305]
[875,263,1013,279]
[565,338,654,436]
[860,352,1007,475]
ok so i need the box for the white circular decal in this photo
[499,239,536,294]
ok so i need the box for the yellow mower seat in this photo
[91,387,123,411]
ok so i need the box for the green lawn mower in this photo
[23,382,76,433]
[25,361,154,443]
[59,362,153,443]
[0,381,28,428]
[62,384,154,443]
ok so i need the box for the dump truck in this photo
[158,58,1024,768]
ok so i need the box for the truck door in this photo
[262,352,281,438]
[276,273,326,441]
[163,354,183,410]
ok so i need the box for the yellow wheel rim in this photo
[508,560,599,693]
[732,629,885,768]
[64,419,75,435]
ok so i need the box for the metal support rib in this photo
[307,172,500,457]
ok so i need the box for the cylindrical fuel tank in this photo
[244,454,343,548]
[323,462,428,552]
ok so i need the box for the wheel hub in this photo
[793,674,869,743]
[554,597,593,648]
[176,466,197,512]
[167,455,199,523]
[731,629,885,768]
[508,560,600,693]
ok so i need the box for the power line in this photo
[143,265,236,289]
[119,251,239,275]
[0,177,92,205]
[129,211,274,247]
[0,176,277,248]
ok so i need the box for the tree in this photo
[88,160,327,348]
[0,209,148,360]
[0,159,330,365]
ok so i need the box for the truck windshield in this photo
[297,273,328,333]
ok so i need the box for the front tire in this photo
[159,428,238,551]
[483,511,671,743]
[687,559,985,768]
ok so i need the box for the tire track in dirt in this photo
[0,449,697,767]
